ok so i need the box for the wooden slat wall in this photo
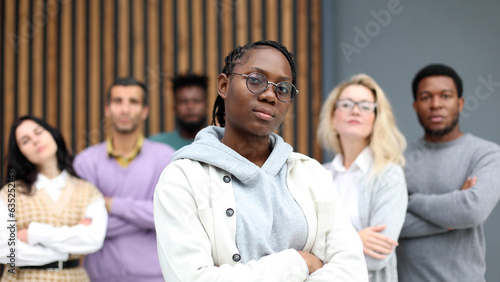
[0,0,323,184]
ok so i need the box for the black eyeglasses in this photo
[336,99,377,114]
[232,72,298,103]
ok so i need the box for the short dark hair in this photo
[412,64,463,100]
[107,77,148,105]
[172,74,208,94]
[5,115,79,194]
[212,40,296,127]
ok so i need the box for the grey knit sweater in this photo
[397,133,500,282]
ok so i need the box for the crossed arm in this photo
[401,149,500,238]
[0,198,107,266]
[357,165,408,270]
[74,155,157,239]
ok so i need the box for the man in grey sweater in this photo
[397,64,500,282]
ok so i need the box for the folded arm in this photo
[154,160,310,282]
[103,198,155,239]
[361,166,408,270]
[74,151,155,236]
[0,200,69,266]
[305,183,368,280]
[108,197,155,230]
[408,151,500,229]
[399,211,448,238]
[27,198,108,254]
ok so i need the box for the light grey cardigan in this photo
[325,150,408,282]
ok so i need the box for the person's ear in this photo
[458,97,464,113]
[217,73,229,99]
[141,105,149,120]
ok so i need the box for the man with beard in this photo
[74,77,175,281]
[150,74,208,150]
[397,64,500,282]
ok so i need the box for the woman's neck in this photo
[221,130,271,168]
[340,137,368,170]
[38,157,61,179]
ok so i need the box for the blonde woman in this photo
[317,74,407,282]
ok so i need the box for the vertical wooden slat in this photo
[103,0,115,102]
[60,0,73,148]
[281,0,294,146]
[117,0,130,77]
[235,0,248,46]
[250,0,262,41]
[17,0,30,116]
[265,0,278,41]
[89,0,101,145]
[147,0,160,134]
[206,0,219,123]
[132,0,145,81]
[45,0,58,126]
[191,0,204,74]
[221,0,233,60]
[296,0,308,154]
[311,0,322,160]
[3,0,15,160]
[75,0,87,152]
[31,0,44,119]
[177,0,189,73]
[162,0,174,130]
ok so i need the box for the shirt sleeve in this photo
[105,215,145,239]
[363,165,408,271]
[27,198,107,254]
[303,168,369,281]
[407,148,500,229]
[154,160,310,282]
[0,199,69,266]
[399,211,448,238]
[109,197,155,230]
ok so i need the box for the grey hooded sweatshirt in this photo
[172,126,308,263]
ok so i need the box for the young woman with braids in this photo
[154,40,368,281]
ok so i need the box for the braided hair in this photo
[211,40,296,127]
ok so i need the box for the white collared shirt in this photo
[34,170,68,201]
[0,171,107,266]
[330,147,373,231]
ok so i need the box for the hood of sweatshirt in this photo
[172,126,293,185]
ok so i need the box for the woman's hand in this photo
[297,250,324,274]
[358,225,398,259]
[17,228,29,243]
[78,218,92,226]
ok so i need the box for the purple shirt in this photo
[74,139,174,282]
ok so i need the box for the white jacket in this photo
[154,152,368,282]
